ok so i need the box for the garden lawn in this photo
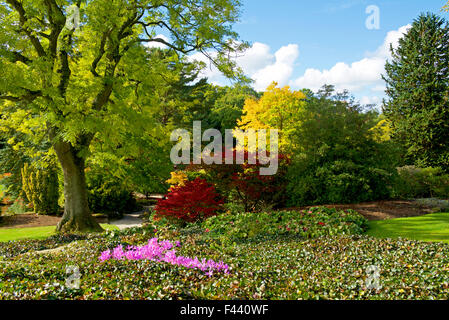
[367,212,449,243]
[0,224,118,242]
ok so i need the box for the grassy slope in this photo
[367,212,449,243]
[0,224,118,242]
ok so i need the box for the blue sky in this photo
[236,0,445,76]
[189,0,448,106]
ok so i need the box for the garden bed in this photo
[287,200,437,221]
[2,225,449,300]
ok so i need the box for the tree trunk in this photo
[54,140,103,233]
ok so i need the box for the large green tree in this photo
[383,13,449,171]
[0,0,247,232]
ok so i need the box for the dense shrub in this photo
[393,166,449,199]
[185,149,290,211]
[202,206,368,243]
[155,178,224,223]
[87,173,139,220]
[21,163,59,215]
[287,88,399,206]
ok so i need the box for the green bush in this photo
[202,206,368,243]
[4,198,27,216]
[21,163,59,215]
[288,159,394,206]
[87,173,139,220]
[393,166,449,199]
[286,89,399,206]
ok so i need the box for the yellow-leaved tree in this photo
[236,82,306,152]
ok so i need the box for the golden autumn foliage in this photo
[370,119,393,142]
[236,82,306,151]
[166,171,188,188]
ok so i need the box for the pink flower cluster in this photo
[99,238,229,276]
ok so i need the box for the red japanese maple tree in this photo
[155,178,224,223]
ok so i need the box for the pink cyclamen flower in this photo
[99,238,229,276]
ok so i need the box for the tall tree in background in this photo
[237,82,306,152]
[0,0,247,232]
[383,13,449,171]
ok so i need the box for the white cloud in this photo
[188,25,411,106]
[188,51,224,85]
[251,44,299,91]
[360,95,382,105]
[369,25,411,60]
[189,42,299,90]
[290,25,411,96]
[145,34,170,49]
[235,42,274,75]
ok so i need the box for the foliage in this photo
[207,84,260,134]
[0,180,7,203]
[86,170,139,220]
[383,13,449,171]
[99,238,229,276]
[155,178,224,223]
[287,87,399,206]
[3,198,27,216]
[229,152,290,211]
[3,225,449,299]
[392,166,449,199]
[185,149,290,211]
[166,171,188,188]
[21,163,59,215]
[0,126,54,201]
[237,82,306,151]
[202,207,368,243]
[0,0,248,232]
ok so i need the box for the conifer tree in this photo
[383,13,449,170]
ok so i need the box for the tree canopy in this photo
[382,13,449,171]
[0,0,247,232]
[236,82,306,151]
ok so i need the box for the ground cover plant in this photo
[2,221,449,300]
[202,207,368,243]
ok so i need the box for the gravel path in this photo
[112,212,144,230]
[111,205,153,230]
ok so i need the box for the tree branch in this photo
[6,0,46,57]
[0,89,42,102]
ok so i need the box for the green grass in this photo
[0,224,118,242]
[367,212,449,243]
